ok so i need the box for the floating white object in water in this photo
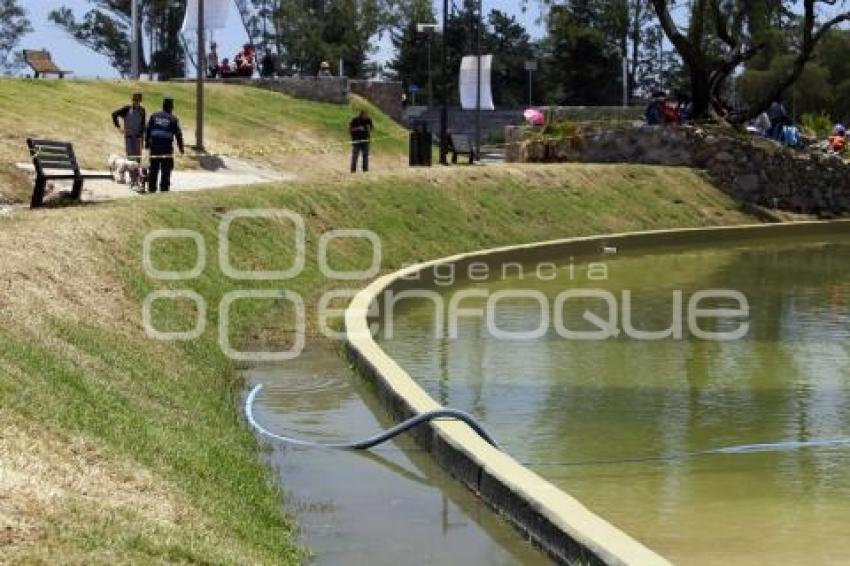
[602,246,618,255]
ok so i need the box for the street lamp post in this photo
[130,0,139,79]
[622,47,628,108]
[416,23,438,108]
[525,60,537,108]
[195,0,205,151]
[474,0,482,162]
[439,0,449,165]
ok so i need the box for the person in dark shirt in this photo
[349,110,373,173]
[260,49,276,78]
[144,97,185,193]
[112,92,146,161]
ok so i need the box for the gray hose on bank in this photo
[245,384,500,450]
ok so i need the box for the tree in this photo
[528,0,664,101]
[273,0,390,78]
[0,0,32,72]
[484,10,537,107]
[49,0,186,79]
[539,3,622,105]
[650,0,850,122]
[385,0,438,101]
[738,28,850,122]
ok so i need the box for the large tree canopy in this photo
[0,0,32,72]
[650,0,850,122]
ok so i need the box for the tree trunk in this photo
[683,57,710,119]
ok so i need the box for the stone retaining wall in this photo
[218,77,349,104]
[506,125,850,215]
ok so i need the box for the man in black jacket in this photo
[144,97,185,193]
[112,93,146,161]
[349,110,373,173]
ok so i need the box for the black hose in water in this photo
[245,384,500,450]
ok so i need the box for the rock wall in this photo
[506,125,850,215]
[350,80,403,122]
[220,77,349,104]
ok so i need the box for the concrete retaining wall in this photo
[345,220,850,565]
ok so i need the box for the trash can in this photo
[409,121,432,167]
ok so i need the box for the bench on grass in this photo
[23,50,72,79]
[449,133,476,165]
[27,139,112,208]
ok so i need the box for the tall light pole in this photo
[195,0,205,151]
[130,0,139,79]
[525,60,537,107]
[439,0,449,165]
[474,0,482,162]
[622,47,628,108]
[417,23,438,108]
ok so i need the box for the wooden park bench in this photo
[27,139,112,208]
[23,49,72,79]
[449,133,476,165]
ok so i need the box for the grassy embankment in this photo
[0,79,409,203]
[0,158,762,563]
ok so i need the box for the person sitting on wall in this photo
[260,49,277,78]
[317,61,333,78]
[661,95,680,126]
[644,91,665,125]
[234,44,256,78]
[766,100,790,140]
[218,58,236,79]
[829,124,847,153]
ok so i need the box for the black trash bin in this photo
[409,121,432,167]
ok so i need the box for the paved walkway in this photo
[15,157,293,203]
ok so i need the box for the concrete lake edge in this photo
[343,219,850,565]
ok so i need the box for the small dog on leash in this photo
[107,154,148,191]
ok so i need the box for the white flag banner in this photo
[181,0,230,32]
[459,55,495,111]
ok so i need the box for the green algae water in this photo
[377,232,850,565]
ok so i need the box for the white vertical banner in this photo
[181,0,230,32]
[459,55,495,111]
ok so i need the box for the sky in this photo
[22,0,546,79]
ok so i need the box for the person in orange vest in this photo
[828,124,846,153]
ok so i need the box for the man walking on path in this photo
[349,110,373,173]
[112,93,146,161]
[144,97,184,193]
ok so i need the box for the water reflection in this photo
[378,235,850,565]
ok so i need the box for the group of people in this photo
[111,93,184,193]
[207,42,337,80]
[749,101,847,152]
[207,43,260,79]
[748,100,802,147]
[111,92,374,189]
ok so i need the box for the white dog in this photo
[107,154,147,190]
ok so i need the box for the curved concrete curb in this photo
[344,220,850,565]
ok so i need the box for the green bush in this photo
[800,112,835,138]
